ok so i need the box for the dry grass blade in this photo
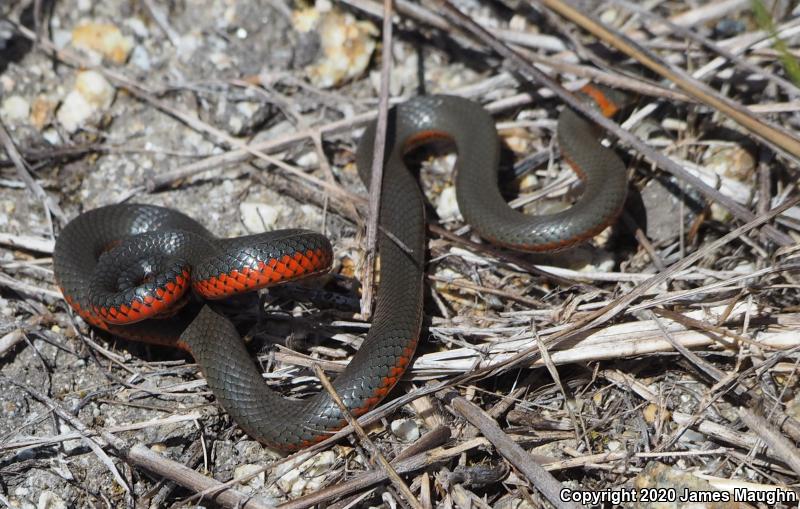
[361,0,396,319]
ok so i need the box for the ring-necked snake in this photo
[53,84,629,451]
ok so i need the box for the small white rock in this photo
[176,34,200,61]
[240,202,281,233]
[75,70,115,109]
[129,45,151,71]
[57,90,93,133]
[390,418,420,443]
[274,450,336,497]
[228,116,243,133]
[124,17,150,38]
[59,422,82,453]
[435,185,460,221]
[233,464,266,491]
[1,95,30,121]
[304,10,378,88]
[56,70,115,133]
[37,491,67,509]
[295,151,319,169]
[235,101,260,119]
[42,128,62,145]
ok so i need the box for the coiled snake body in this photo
[54,85,628,451]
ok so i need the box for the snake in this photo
[53,84,629,451]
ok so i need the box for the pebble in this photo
[240,202,281,233]
[640,177,693,244]
[42,128,61,145]
[435,186,461,221]
[702,144,756,181]
[176,34,200,62]
[30,96,56,130]
[129,45,151,71]
[233,464,265,491]
[144,443,165,454]
[51,29,72,49]
[13,489,36,509]
[390,418,421,443]
[59,423,82,453]
[299,9,378,88]
[37,491,67,509]
[71,22,134,64]
[1,95,30,122]
[274,450,336,497]
[56,70,115,133]
[642,403,670,424]
[123,17,149,39]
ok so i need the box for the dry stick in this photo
[534,0,800,160]
[436,0,793,247]
[651,307,762,349]
[535,330,586,449]
[664,0,749,31]
[182,385,453,507]
[429,275,544,308]
[0,329,25,359]
[0,118,64,226]
[311,364,423,509]
[150,110,376,192]
[140,0,180,46]
[737,408,800,477]
[645,316,793,456]
[127,445,273,509]
[148,81,543,193]
[0,232,55,253]
[441,393,583,509]
[428,225,585,289]
[361,0,395,319]
[118,83,355,204]
[277,426,451,509]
